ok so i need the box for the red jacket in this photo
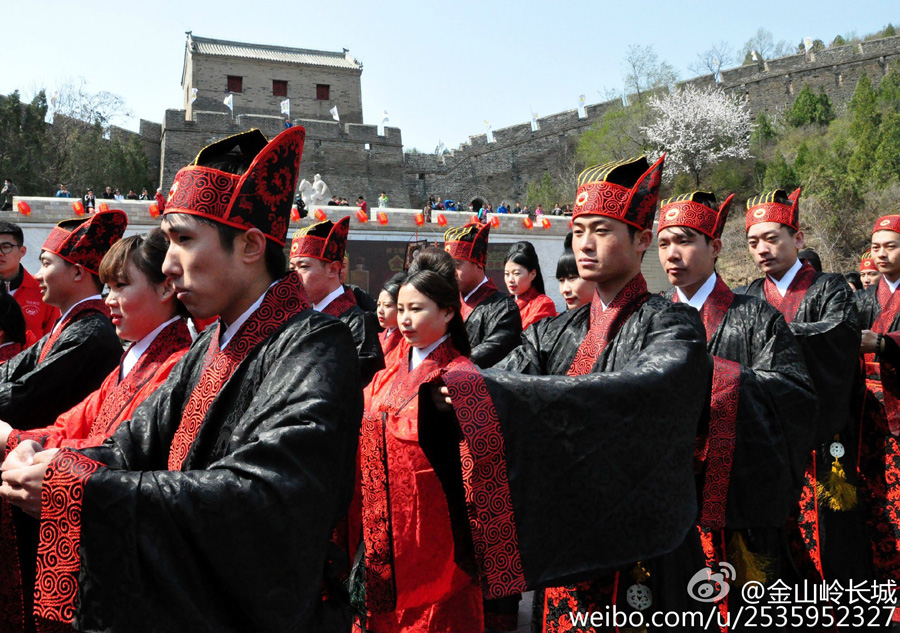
[13,268,60,344]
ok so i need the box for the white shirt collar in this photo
[886,276,900,294]
[52,294,103,335]
[463,276,489,303]
[220,282,277,350]
[313,285,346,312]
[675,272,718,311]
[410,334,450,370]
[768,257,802,297]
[122,316,180,377]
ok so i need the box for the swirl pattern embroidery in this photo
[321,289,357,319]
[39,300,110,363]
[33,450,103,632]
[763,261,816,323]
[701,357,740,529]
[167,275,310,470]
[442,362,527,599]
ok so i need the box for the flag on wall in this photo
[330,105,340,121]
[280,99,290,116]
[190,88,198,104]
[224,94,234,111]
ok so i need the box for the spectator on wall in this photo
[1,179,18,211]
[55,184,72,198]
[83,188,96,213]
[154,187,167,212]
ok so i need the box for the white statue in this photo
[298,174,332,207]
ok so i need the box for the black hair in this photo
[664,225,713,245]
[798,248,822,272]
[844,271,861,290]
[404,247,471,356]
[382,272,407,303]
[0,222,24,245]
[504,241,545,294]
[0,292,26,346]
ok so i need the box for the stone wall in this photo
[406,35,900,210]
[159,110,410,208]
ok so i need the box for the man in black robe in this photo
[289,216,384,385]
[656,191,816,626]
[444,222,521,368]
[736,188,862,586]
[425,156,711,632]
[0,127,363,633]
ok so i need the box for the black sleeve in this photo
[470,296,523,369]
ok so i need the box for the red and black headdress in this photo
[573,155,665,230]
[164,126,306,246]
[444,222,490,267]
[290,216,350,263]
[42,209,128,276]
[657,191,735,240]
[745,187,801,232]
[860,250,877,272]
[873,214,900,235]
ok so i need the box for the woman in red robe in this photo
[376,272,408,368]
[504,241,556,328]
[0,294,27,363]
[356,248,483,633]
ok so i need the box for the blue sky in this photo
[2,0,896,152]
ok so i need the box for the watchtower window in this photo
[227,76,243,93]
[273,80,288,97]
[316,84,330,101]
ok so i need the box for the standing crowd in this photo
[0,125,895,633]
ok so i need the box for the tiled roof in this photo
[188,35,362,70]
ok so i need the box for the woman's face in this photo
[558,275,595,310]
[397,284,453,349]
[376,289,398,329]
[105,259,175,342]
[504,261,536,296]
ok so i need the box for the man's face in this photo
[0,233,25,280]
[871,230,900,281]
[861,269,882,289]
[657,227,719,292]
[34,251,78,309]
[453,258,484,295]
[572,216,647,285]
[746,222,802,278]
[161,216,242,321]
[289,256,339,304]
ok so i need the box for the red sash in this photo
[167,276,310,470]
[763,260,816,323]
[460,278,499,321]
[38,299,110,363]
[89,319,192,438]
[566,274,649,377]
[321,287,357,319]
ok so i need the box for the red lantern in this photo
[98,202,109,213]
[469,214,479,224]
[315,208,327,222]
[541,217,551,229]
[148,203,160,218]
[72,201,85,216]
[415,213,425,227]
[356,209,369,223]
[16,201,30,216]
[523,217,534,230]
[377,212,388,225]
[490,215,500,228]
[290,206,300,222]
[437,214,447,227]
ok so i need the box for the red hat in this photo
[444,222,490,267]
[745,187,801,232]
[658,191,735,240]
[164,126,305,246]
[290,216,350,263]
[42,209,128,276]
[873,215,900,235]
[573,155,665,230]
[860,250,877,272]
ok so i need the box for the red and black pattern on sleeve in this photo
[787,455,824,582]
[699,357,740,530]
[33,450,103,633]
[38,299,111,364]
[442,362,527,599]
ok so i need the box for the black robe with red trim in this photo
[0,312,121,430]
[323,287,384,385]
[463,284,522,369]
[420,292,710,612]
[30,286,363,632]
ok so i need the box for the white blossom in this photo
[642,85,754,185]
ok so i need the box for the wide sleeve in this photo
[470,296,523,369]
[419,305,710,597]
[35,319,363,633]
[0,317,121,430]
[33,370,116,449]
[787,277,861,443]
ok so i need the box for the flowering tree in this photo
[642,85,754,186]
